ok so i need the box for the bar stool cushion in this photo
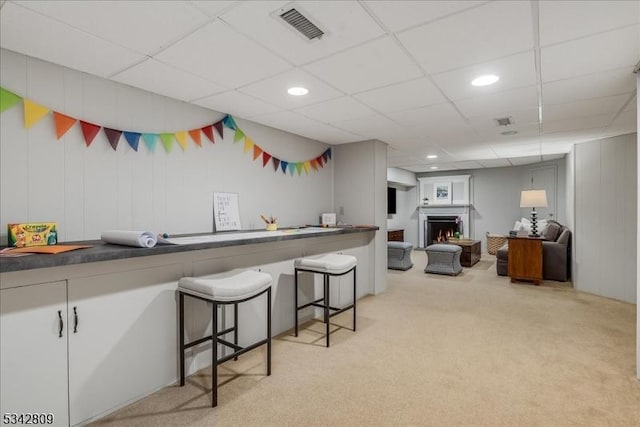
[178,270,272,302]
[294,253,357,274]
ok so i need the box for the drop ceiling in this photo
[0,0,637,173]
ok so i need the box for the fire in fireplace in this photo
[425,216,461,245]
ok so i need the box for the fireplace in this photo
[425,216,461,245]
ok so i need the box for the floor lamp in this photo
[520,190,548,237]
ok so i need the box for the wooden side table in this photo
[507,236,543,285]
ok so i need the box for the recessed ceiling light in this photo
[426,154,438,159]
[471,74,499,87]
[501,130,518,136]
[287,86,309,96]
[430,166,439,170]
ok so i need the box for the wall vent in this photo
[279,8,324,40]
[494,116,514,126]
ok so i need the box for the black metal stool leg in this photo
[294,268,299,337]
[212,301,218,408]
[267,287,272,376]
[353,267,357,332]
[233,302,238,361]
[324,274,330,348]
[179,292,185,386]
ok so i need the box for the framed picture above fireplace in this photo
[434,182,452,204]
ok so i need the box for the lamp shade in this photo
[520,190,548,208]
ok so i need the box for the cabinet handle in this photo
[58,310,64,338]
[73,306,78,333]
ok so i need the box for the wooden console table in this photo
[507,236,543,285]
[388,229,404,242]
[447,239,481,267]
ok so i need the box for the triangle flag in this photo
[201,125,214,143]
[80,121,101,147]
[253,144,262,160]
[0,87,22,113]
[326,148,332,159]
[281,160,288,174]
[103,127,122,151]
[175,131,188,151]
[142,133,157,151]
[213,120,224,137]
[322,151,329,163]
[123,131,141,151]
[303,161,311,174]
[262,151,272,167]
[288,163,296,175]
[222,115,237,130]
[53,111,76,139]
[272,157,280,172]
[317,156,324,167]
[160,133,174,153]
[234,128,245,143]
[23,99,49,129]
[295,163,303,175]
[310,159,318,171]
[243,137,253,153]
[188,129,202,146]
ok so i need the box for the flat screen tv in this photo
[387,187,397,215]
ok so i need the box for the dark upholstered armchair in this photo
[496,220,571,282]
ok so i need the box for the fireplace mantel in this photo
[417,205,472,248]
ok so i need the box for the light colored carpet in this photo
[93,251,639,427]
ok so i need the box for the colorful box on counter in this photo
[8,223,58,247]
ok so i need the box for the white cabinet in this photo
[68,265,181,424]
[1,281,69,427]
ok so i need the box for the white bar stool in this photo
[294,254,357,347]
[178,269,272,407]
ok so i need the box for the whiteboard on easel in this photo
[213,192,241,231]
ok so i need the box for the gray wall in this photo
[416,157,567,252]
[334,140,388,294]
[574,133,637,304]
[0,49,333,241]
[387,185,419,247]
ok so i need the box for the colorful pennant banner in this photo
[0,85,332,176]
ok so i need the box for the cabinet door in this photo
[67,264,183,425]
[1,282,69,427]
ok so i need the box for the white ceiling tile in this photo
[364,0,487,32]
[506,154,546,165]
[303,37,423,94]
[332,113,405,140]
[451,160,485,170]
[470,118,540,137]
[544,94,629,122]
[193,90,282,118]
[238,68,342,109]
[432,52,537,101]
[608,109,637,134]
[353,77,446,113]
[440,145,498,161]
[112,59,226,103]
[250,111,362,144]
[190,0,238,18]
[541,25,639,83]
[539,0,639,47]
[387,103,469,136]
[15,0,209,55]
[542,67,636,104]
[220,1,384,65]
[155,21,292,88]
[623,95,636,111]
[476,158,512,168]
[0,3,143,77]
[455,85,538,118]
[543,113,615,133]
[542,153,566,161]
[397,1,533,74]
[296,97,375,123]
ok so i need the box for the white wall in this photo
[0,49,333,243]
[574,133,637,304]
[386,167,418,246]
[636,73,639,380]
[334,140,388,294]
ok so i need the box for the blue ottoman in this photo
[425,244,463,276]
[388,241,414,270]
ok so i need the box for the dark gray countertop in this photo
[0,226,378,273]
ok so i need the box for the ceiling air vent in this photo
[494,116,514,127]
[279,8,325,41]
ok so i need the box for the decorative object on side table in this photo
[260,214,278,231]
[519,190,548,237]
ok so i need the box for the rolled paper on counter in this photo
[101,230,158,248]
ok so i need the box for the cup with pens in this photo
[260,214,278,231]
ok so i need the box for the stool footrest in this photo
[217,338,242,351]
[184,326,237,350]
[297,297,324,310]
[217,338,269,365]
[329,304,355,317]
